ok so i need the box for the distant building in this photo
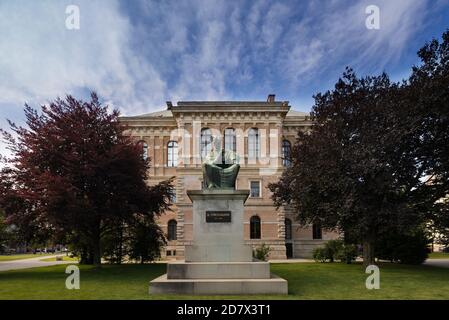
[119,95,338,260]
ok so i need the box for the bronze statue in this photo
[202,136,240,189]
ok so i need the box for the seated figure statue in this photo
[202,136,240,189]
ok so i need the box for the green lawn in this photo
[0,254,55,262]
[429,252,449,259]
[0,262,448,300]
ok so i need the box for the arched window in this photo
[224,128,236,153]
[201,128,212,159]
[312,223,322,240]
[250,216,261,239]
[167,220,177,241]
[282,140,292,167]
[285,218,292,240]
[167,141,178,167]
[138,140,148,160]
[248,128,259,159]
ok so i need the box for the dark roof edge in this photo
[176,101,289,107]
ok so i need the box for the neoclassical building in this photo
[120,95,337,260]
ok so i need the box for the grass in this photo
[428,252,449,259]
[0,262,448,300]
[40,256,79,262]
[0,254,55,262]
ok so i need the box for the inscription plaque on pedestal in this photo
[206,211,231,223]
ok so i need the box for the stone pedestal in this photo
[150,189,288,295]
[185,189,253,262]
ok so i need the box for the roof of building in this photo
[122,108,309,119]
[176,101,288,106]
[129,109,173,118]
[286,110,309,117]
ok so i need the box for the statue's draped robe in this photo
[202,149,240,189]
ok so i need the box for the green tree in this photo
[375,227,430,264]
[128,215,167,264]
[269,69,432,266]
[408,30,449,250]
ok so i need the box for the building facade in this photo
[119,95,338,260]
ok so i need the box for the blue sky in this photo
[1,0,449,157]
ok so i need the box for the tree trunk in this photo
[117,225,123,264]
[80,246,93,264]
[92,231,101,268]
[362,239,376,267]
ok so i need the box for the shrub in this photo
[335,244,358,264]
[375,228,430,265]
[325,240,344,262]
[313,240,358,263]
[312,247,329,262]
[253,243,271,261]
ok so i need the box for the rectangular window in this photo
[167,141,178,167]
[250,181,261,198]
[224,128,236,153]
[166,250,172,256]
[248,129,260,159]
[201,129,212,160]
[170,191,176,203]
[285,219,292,240]
[250,216,261,239]
[282,140,292,167]
[312,224,322,240]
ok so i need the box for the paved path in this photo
[423,259,449,269]
[0,255,77,272]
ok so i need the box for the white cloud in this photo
[0,0,437,118]
[0,0,442,164]
[276,0,431,85]
[0,0,167,115]
[260,2,291,49]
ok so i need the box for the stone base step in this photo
[167,261,270,279]
[185,244,253,262]
[149,274,288,295]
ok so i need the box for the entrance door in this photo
[286,243,293,258]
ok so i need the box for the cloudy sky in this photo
[1,0,449,157]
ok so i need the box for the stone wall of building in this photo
[119,97,339,260]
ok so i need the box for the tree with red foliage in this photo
[0,93,172,267]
